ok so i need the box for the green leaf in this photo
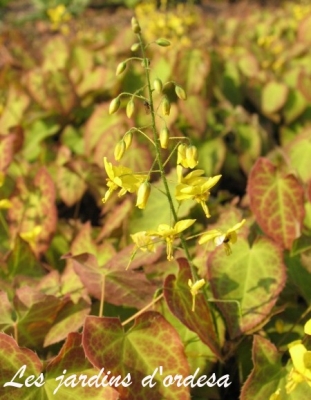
[177,49,210,95]
[241,335,311,400]
[208,237,286,339]
[57,162,87,207]
[261,81,288,114]
[238,53,259,78]
[0,86,29,133]
[285,127,311,183]
[198,138,226,176]
[248,157,305,249]
[286,253,311,304]
[129,170,194,233]
[164,258,222,360]
[23,120,60,161]
[6,236,45,279]
[283,88,308,124]
[83,312,191,399]
[178,95,206,134]
[240,335,284,400]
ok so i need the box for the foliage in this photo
[1,2,311,400]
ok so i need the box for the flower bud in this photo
[162,97,170,116]
[136,181,151,209]
[175,85,187,100]
[123,131,133,149]
[131,43,140,51]
[126,98,135,118]
[177,144,187,165]
[116,62,127,76]
[160,127,169,149]
[153,78,163,94]
[114,140,126,161]
[186,145,198,169]
[109,97,120,114]
[131,17,141,33]
[156,38,171,47]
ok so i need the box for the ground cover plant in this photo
[1,1,311,399]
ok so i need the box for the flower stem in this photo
[137,33,198,283]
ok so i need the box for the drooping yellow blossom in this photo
[177,144,199,169]
[131,231,156,253]
[136,181,151,209]
[102,157,147,203]
[188,278,205,312]
[175,174,222,218]
[20,225,42,248]
[147,219,196,261]
[286,340,311,393]
[304,319,311,336]
[126,231,156,270]
[0,199,12,209]
[198,219,245,255]
[0,172,12,209]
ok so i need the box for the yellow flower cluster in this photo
[47,4,71,32]
[270,319,311,398]
[134,0,197,47]
[292,4,311,21]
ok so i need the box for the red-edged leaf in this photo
[57,163,87,207]
[83,312,191,400]
[207,237,286,339]
[0,332,119,399]
[164,258,222,360]
[45,332,119,399]
[8,167,57,255]
[0,133,15,172]
[247,157,305,249]
[240,335,283,400]
[97,198,133,241]
[71,252,159,308]
[0,333,43,399]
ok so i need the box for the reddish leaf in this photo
[0,333,43,399]
[70,252,159,308]
[240,335,283,400]
[97,198,133,241]
[57,163,87,207]
[164,258,222,360]
[83,312,191,400]
[0,332,119,399]
[247,157,305,249]
[8,167,57,255]
[0,133,15,173]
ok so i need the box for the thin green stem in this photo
[137,33,198,283]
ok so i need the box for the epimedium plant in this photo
[1,7,311,400]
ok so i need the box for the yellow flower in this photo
[188,278,205,312]
[136,181,151,209]
[198,219,245,255]
[0,199,12,209]
[20,226,42,248]
[126,230,156,270]
[131,231,155,253]
[102,157,146,203]
[175,174,222,217]
[147,219,196,261]
[286,341,311,393]
[304,319,311,335]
